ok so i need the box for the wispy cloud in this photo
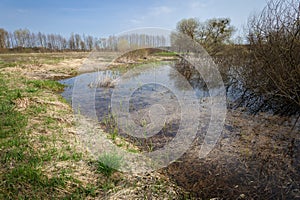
[127,6,174,27]
[188,1,207,9]
[129,19,142,25]
[149,6,174,17]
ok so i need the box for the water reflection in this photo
[59,61,211,151]
[60,61,210,122]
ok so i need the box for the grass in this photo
[154,51,178,57]
[0,71,99,199]
[0,73,51,198]
[0,52,88,69]
[26,79,65,92]
[0,52,188,199]
[0,64,139,199]
[97,152,123,177]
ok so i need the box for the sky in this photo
[0,0,267,38]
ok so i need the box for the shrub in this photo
[243,0,300,115]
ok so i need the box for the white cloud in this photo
[127,6,174,27]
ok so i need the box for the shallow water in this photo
[59,61,300,199]
[59,62,210,121]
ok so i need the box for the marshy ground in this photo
[0,52,299,199]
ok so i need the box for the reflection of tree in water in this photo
[170,59,208,93]
[127,83,181,151]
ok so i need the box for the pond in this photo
[59,62,210,114]
[59,61,215,151]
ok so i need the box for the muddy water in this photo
[59,62,300,199]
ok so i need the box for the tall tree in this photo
[175,17,235,54]
[0,28,8,48]
[14,29,31,47]
[198,18,235,45]
[176,18,199,40]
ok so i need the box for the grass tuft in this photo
[97,152,123,177]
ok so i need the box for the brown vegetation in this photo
[242,0,300,115]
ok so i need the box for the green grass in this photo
[0,77,27,138]
[97,152,123,177]
[0,73,51,198]
[154,51,178,56]
[0,72,98,199]
[26,79,65,92]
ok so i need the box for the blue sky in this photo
[0,0,267,38]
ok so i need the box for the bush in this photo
[243,0,300,115]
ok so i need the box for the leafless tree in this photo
[0,28,8,48]
[244,0,300,115]
[176,18,199,40]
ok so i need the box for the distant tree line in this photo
[0,28,100,51]
[104,34,167,51]
[0,28,167,52]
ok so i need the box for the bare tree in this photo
[69,33,75,50]
[244,0,300,115]
[175,18,235,55]
[13,29,30,47]
[198,18,235,54]
[0,28,8,48]
[176,18,199,40]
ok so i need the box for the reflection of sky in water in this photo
[59,63,210,121]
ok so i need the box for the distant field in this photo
[0,52,88,69]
